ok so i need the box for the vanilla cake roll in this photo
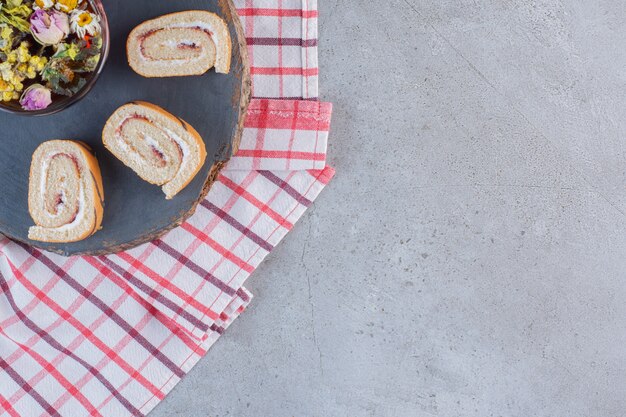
[28,140,105,243]
[103,101,207,200]
[127,11,231,77]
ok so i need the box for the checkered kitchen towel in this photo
[0,1,333,416]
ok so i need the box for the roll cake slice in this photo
[127,10,232,77]
[28,140,105,243]
[102,101,207,200]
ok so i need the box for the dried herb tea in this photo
[0,0,102,111]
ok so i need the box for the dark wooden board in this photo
[0,0,251,256]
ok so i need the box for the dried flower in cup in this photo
[0,0,102,111]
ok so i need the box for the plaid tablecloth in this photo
[0,1,333,416]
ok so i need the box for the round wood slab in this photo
[0,0,250,256]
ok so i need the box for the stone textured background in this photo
[153,1,626,415]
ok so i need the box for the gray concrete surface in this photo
[152,1,626,416]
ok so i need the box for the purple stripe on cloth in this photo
[246,37,318,47]
[200,201,274,252]
[0,272,141,416]
[209,324,225,335]
[0,357,59,417]
[236,287,251,303]
[258,171,313,206]
[22,246,186,378]
[153,239,238,297]
[97,256,210,333]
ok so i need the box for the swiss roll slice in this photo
[127,10,232,77]
[102,101,207,200]
[28,140,104,243]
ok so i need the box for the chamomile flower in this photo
[33,0,56,10]
[70,9,100,38]
[55,0,81,13]
[0,79,11,93]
